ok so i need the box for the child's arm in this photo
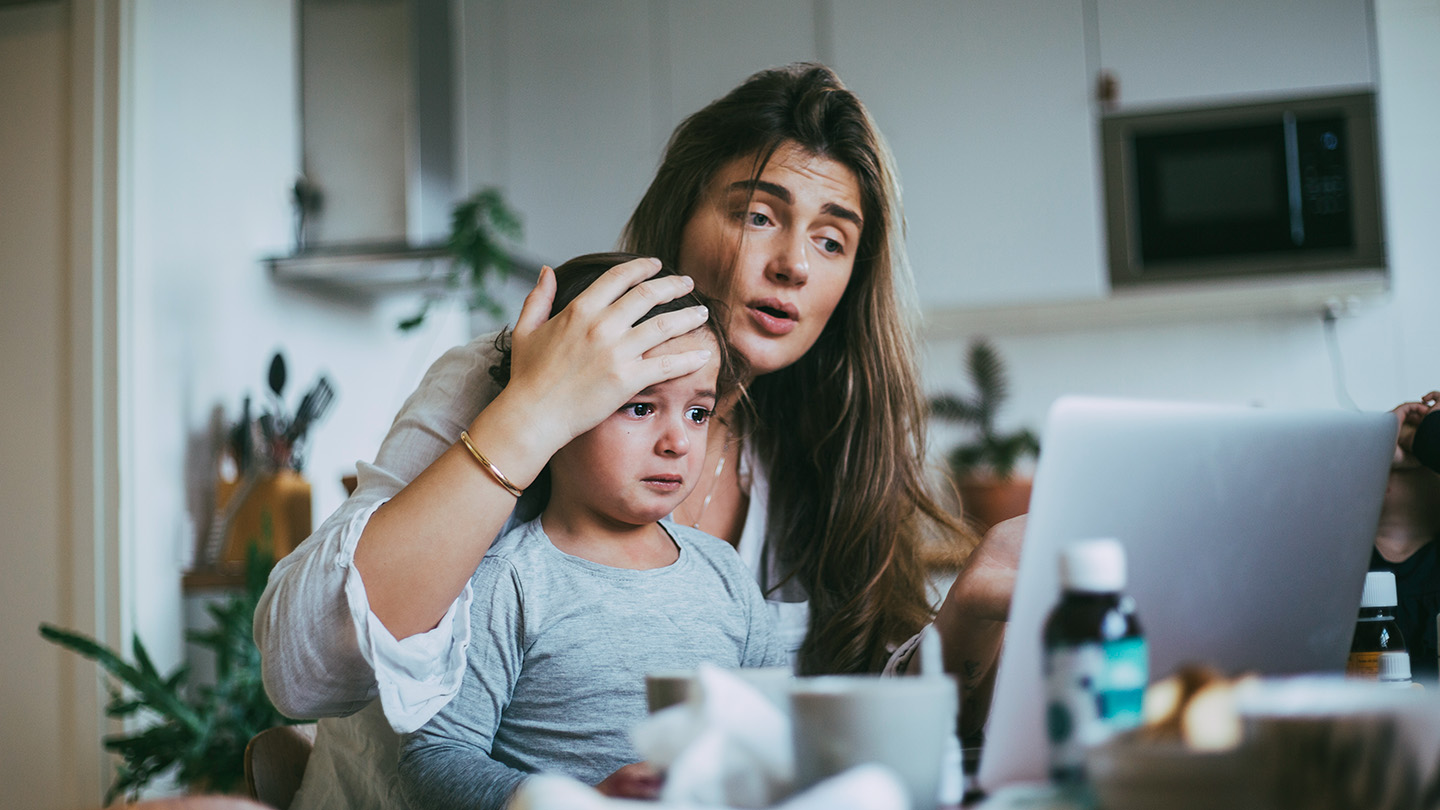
[398,558,529,810]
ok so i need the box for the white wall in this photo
[127,0,471,681]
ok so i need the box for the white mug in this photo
[645,669,696,713]
[646,666,794,713]
[790,674,959,810]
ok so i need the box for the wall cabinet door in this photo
[460,0,661,264]
[831,0,1105,311]
[460,0,819,266]
[664,2,821,130]
[1093,0,1376,110]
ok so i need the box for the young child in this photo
[397,253,786,810]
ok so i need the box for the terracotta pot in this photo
[956,476,1032,534]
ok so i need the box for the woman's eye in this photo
[819,237,844,255]
[686,407,711,425]
[623,403,654,418]
[747,211,771,227]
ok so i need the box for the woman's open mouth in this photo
[747,299,798,336]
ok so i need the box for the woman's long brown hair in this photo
[623,63,980,675]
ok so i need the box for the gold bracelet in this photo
[458,430,524,498]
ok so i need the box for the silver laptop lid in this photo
[978,396,1397,789]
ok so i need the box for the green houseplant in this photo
[929,338,1041,531]
[399,187,523,331]
[38,546,302,803]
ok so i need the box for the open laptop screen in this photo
[977,396,1396,789]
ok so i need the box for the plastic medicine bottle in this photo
[1348,571,1410,686]
[1043,537,1149,786]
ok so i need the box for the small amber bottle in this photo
[1347,571,1410,685]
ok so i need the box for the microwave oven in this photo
[1102,91,1385,288]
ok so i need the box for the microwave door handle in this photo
[1284,112,1305,246]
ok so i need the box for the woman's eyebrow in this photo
[726,179,863,228]
[727,178,792,203]
[821,202,863,229]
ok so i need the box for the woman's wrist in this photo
[464,386,571,491]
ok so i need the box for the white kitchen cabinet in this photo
[831,0,1105,311]
[460,0,662,263]
[301,0,411,245]
[1092,0,1376,110]
[664,2,821,131]
[459,0,819,266]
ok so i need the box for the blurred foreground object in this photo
[1092,672,1440,810]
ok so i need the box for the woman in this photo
[256,63,1021,809]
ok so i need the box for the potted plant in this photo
[39,546,304,803]
[929,338,1040,533]
[399,187,523,331]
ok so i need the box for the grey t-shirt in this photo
[398,517,786,810]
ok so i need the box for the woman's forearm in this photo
[935,570,1007,739]
[354,386,567,639]
[934,515,1023,738]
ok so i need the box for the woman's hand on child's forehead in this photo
[508,260,714,446]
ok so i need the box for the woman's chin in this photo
[734,337,802,377]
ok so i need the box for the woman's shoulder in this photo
[417,332,505,395]
[388,332,506,432]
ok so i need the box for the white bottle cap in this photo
[1379,652,1412,683]
[1360,571,1398,609]
[1059,537,1127,593]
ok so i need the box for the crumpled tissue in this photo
[633,663,793,807]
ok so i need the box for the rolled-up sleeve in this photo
[349,539,474,733]
[254,334,510,729]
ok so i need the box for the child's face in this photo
[548,329,722,527]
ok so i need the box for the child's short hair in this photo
[489,252,747,397]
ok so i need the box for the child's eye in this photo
[622,403,654,418]
[685,407,711,425]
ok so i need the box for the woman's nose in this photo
[766,232,809,287]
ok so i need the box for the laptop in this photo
[977,396,1397,790]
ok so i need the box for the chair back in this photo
[244,724,317,809]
